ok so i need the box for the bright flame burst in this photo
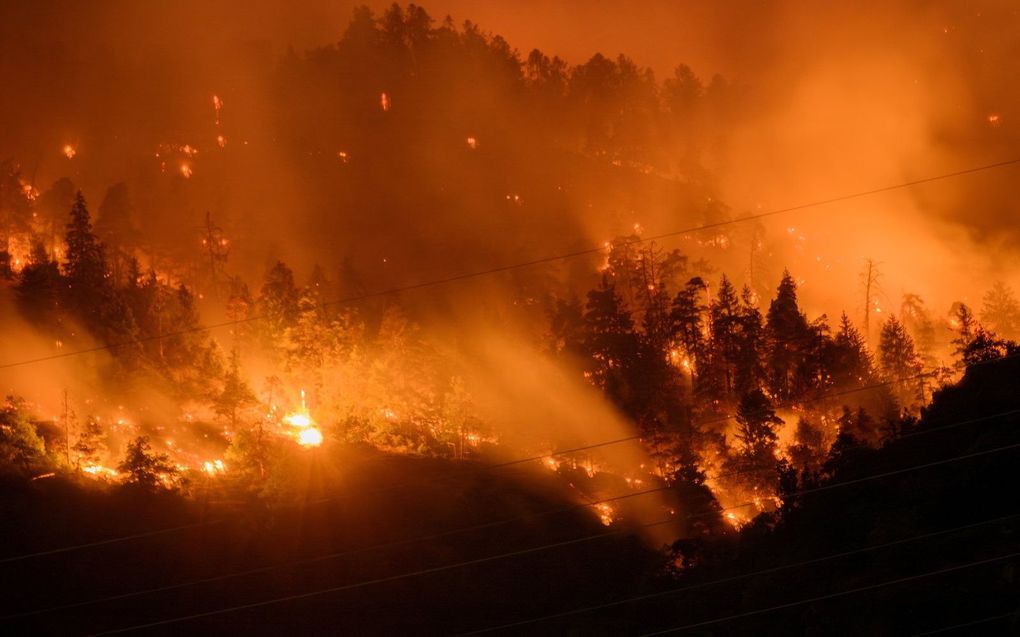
[594,502,615,526]
[62,144,77,159]
[284,389,322,448]
[82,464,120,479]
[297,427,324,447]
[203,459,225,475]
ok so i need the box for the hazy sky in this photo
[2,0,1017,314]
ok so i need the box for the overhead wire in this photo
[2,157,1018,372]
[67,427,1020,634]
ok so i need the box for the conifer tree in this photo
[95,182,139,285]
[878,315,920,380]
[63,192,113,324]
[72,416,106,469]
[118,436,180,491]
[980,282,1020,340]
[582,276,640,407]
[765,270,810,402]
[949,303,977,368]
[830,312,872,387]
[734,285,766,395]
[36,177,76,253]
[670,277,708,381]
[707,274,741,397]
[215,350,256,429]
[734,389,782,460]
[258,261,300,342]
[16,240,63,324]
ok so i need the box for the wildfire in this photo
[594,502,616,526]
[284,390,322,448]
[203,459,226,475]
[62,144,77,159]
[284,412,311,428]
[297,427,324,447]
[213,95,224,124]
[82,464,120,480]
[724,511,746,528]
[667,347,692,371]
[19,180,38,201]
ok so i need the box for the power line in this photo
[77,433,1020,634]
[638,551,1020,635]
[1,364,1014,567]
[460,513,1020,634]
[5,485,677,619]
[914,610,1020,635]
[0,519,225,566]
[0,158,1013,561]
[86,516,677,636]
[10,407,1019,620]
[2,157,1018,372]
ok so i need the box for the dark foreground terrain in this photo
[2,357,1019,635]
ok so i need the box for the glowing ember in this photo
[62,144,77,159]
[180,163,193,178]
[466,137,478,149]
[217,134,226,148]
[337,150,349,163]
[20,181,38,201]
[594,502,616,526]
[987,113,1001,126]
[380,92,391,111]
[724,511,749,529]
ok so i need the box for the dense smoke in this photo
[0,1,1018,527]
[2,1,1017,305]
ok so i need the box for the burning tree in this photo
[669,276,708,387]
[72,416,106,470]
[16,240,63,327]
[214,350,256,429]
[118,436,181,491]
[732,389,782,470]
